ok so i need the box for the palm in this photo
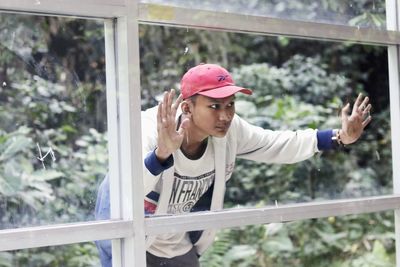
[156,90,188,160]
[340,93,372,144]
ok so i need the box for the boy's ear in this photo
[181,100,192,114]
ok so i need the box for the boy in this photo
[97,63,372,266]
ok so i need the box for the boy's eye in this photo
[209,102,235,109]
[210,104,220,109]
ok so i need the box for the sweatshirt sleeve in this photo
[141,107,167,195]
[232,115,320,164]
[316,129,334,150]
[144,149,174,176]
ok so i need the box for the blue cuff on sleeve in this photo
[317,129,333,150]
[144,149,174,176]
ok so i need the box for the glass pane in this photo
[141,0,386,30]
[139,24,391,212]
[0,13,107,229]
[0,242,100,267]
[200,211,395,266]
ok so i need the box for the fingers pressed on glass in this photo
[341,103,350,115]
[362,104,372,121]
[172,93,182,114]
[353,93,363,112]
[157,101,163,129]
[363,104,372,113]
[162,92,168,123]
[358,97,369,112]
[362,115,372,127]
[166,89,174,115]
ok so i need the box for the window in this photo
[0,242,100,266]
[141,0,386,29]
[0,14,107,230]
[0,1,399,266]
[140,25,391,208]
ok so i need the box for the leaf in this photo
[0,174,20,196]
[223,245,256,264]
[28,181,54,197]
[265,223,284,236]
[0,135,32,161]
[28,170,63,181]
[75,139,88,147]
[61,124,78,134]
[0,162,23,195]
[371,14,383,28]
[18,192,43,210]
[348,240,394,267]
[315,229,347,249]
[0,251,13,267]
[263,234,294,253]
[371,240,392,263]
[235,100,257,117]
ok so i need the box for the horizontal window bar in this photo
[0,220,133,252]
[138,3,400,45]
[145,195,400,236]
[0,0,126,18]
[3,2,399,45]
[1,195,399,251]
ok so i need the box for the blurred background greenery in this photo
[0,0,394,266]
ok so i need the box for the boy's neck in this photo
[180,137,208,160]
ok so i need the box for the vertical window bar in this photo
[386,0,400,265]
[114,0,146,265]
[105,18,123,265]
[105,18,121,220]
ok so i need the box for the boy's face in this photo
[189,95,236,138]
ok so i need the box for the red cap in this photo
[180,63,252,99]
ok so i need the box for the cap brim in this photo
[197,85,253,99]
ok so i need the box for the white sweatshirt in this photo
[141,105,320,257]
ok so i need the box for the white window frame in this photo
[0,1,399,266]
[387,0,400,265]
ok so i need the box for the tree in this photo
[0,3,393,265]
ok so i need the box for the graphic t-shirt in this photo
[148,139,215,258]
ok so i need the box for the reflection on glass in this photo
[141,0,386,29]
[0,13,107,229]
[0,242,100,267]
[140,22,392,264]
[200,211,395,266]
[139,24,391,211]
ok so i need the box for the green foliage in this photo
[156,0,385,29]
[0,14,107,265]
[200,231,233,267]
[0,4,394,266]
[0,126,107,227]
[349,12,386,28]
[202,212,394,267]
[0,243,100,267]
[225,56,390,209]
[210,52,392,267]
